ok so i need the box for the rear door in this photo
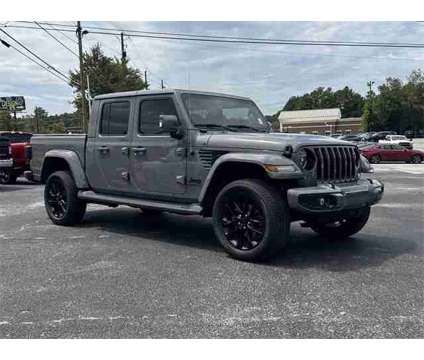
[86,99,134,194]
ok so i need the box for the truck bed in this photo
[31,134,87,180]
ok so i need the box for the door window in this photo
[100,101,130,136]
[139,98,178,135]
[391,144,404,150]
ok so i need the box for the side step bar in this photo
[78,190,203,215]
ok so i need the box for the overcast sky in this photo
[1,21,423,116]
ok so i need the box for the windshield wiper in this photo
[227,125,264,132]
[194,123,236,132]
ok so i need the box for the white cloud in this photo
[0,21,423,115]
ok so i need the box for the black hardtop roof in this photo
[94,88,252,101]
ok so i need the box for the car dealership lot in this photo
[0,164,423,338]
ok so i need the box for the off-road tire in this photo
[310,206,371,240]
[212,179,289,261]
[44,171,86,226]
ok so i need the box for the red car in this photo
[0,131,32,184]
[360,143,424,164]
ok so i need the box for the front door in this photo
[129,96,187,197]
[86,99,133,194]
[390,144,409,161]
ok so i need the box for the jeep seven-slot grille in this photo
[198,150,226,169]
[308,146,359,182]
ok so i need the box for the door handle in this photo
[121,146,129,155]
[97,146,110,153]
[132,147,147,155]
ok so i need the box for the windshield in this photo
[181,93,268,132]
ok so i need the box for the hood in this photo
[203,132,353,152]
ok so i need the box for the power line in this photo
[34,21,79,57]
[7,22,424,49]
[0,28,72,81]
[4,23,423,63]
[45,23,78,45]
[3,22,424,70]
[0,37,72,85]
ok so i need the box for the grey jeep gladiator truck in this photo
[30,89,384,261]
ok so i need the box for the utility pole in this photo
[76,21,87,132]
[35,111,39,133]
[365,80,376,132]
[144,70,149,89]
[120,32,127,62]
[367,80,375,95]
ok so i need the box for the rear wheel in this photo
[0,168,17,184]
[310,207,371,240]
[212,179,289,261]
[410,155,422,164]
[370,155,381,164]
[44,171,86,226]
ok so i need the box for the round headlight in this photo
[297,148,315,170]
[298,149,308,169]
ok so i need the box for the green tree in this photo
[360,69,424,134]
[403,69,424,133]
[34,106,48,133]
[69,44,147,123]
[281,86,364,118]
[0,112,13,131]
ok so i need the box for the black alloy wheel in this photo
[219,188,266,251]
[46,177,68,221]
[44,171,86,226]
[212,179,289,261]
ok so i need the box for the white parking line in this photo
[373,163,424,175]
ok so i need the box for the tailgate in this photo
[0,137,10,159]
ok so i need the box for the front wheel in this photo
[370,155,381,164]
[212,179,289,261]
[310,207,371,240]
[44,171,86,226]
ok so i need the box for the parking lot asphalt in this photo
[0,164,423,338]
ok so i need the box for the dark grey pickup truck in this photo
[29,89,384,261]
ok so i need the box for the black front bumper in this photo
[287,178,384,213]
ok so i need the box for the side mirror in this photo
[267,121,274,132]
[159,115,182,138]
